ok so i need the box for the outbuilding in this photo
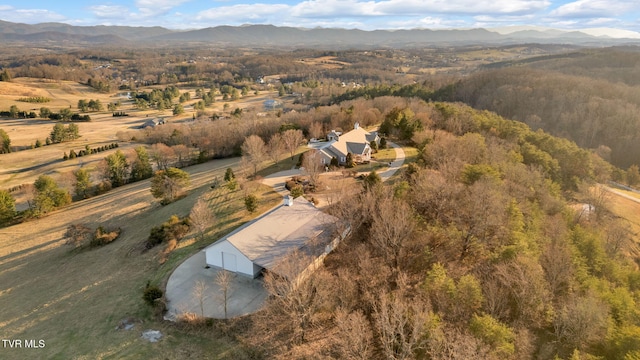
[204,195,344,278]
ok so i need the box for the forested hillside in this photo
[236,99,640,359]
[436,48,640,169]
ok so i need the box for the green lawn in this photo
[255,146,308,177]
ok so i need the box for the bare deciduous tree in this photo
[370,193,416,272]
[241,135,266,177]
[540,238,574,300]
[308,121,324,140]
[262,251,321,345]
[374,290,430,360]
[554,293,610,350]
[150,143,175,171]
[267,132,285,164]
[193,279,207,318]
[171,144,192,168]
[281,129,305,160]
[215,270,233,319]
[190,197,214,241]
[334,308,373,360]
[301,149,324,189]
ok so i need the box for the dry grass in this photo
[608,192,640,237]
[295,56,350,70]
[607,191,640,261]
[0,157,282,359]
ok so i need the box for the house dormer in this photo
[327,130,341,142]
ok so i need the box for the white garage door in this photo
[222,252,237,272]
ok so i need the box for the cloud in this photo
[286,0,551,18]
[373,0,550,16]
[0,7,66,23]
[386,16,467,29]
[196,3,289,22]
[135,0,191,17]
[550,0,638,18]
[290,0,381,17]
[89,5,131,19]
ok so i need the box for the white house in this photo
[314,122,380,165]
[204,195,343,278]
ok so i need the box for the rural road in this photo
[605,186,640,204]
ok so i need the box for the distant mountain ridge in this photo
[0,20,637,47]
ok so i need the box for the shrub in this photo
[285,180,297,190]
[145,215,191,249]
[143,283,163,307]
[290,184,304,198]
[64,224,93,248]
[96,180,112,194]
[245,194,259,213]
[90,226,121,247]
[345,153,355,168]
[226,178,238,191]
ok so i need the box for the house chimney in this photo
[354,122,360,130]
[284,195,294,206]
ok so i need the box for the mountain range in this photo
[0,20,638,47]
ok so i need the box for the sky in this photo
[0,0,639,34]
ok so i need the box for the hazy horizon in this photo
[1,0,639,35]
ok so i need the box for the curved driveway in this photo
[164,142,406,320]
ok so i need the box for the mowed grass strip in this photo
[0,157,279,359]
[607,191,640,259]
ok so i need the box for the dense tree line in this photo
[240,101,639,360]
[435,57,640,169]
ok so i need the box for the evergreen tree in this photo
[0,128,10,153]
[130,146,153,181]
[104,150,129,187]
[0,69,11,82]
[224,167,235,182]
[244,194,259,213]
[74,168,92,199]
[32,175,71,216]
[0,189,15,226]
[150,167,190,204]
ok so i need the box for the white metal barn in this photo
[204,196,340,278]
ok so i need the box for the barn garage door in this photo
[222,252,237,272]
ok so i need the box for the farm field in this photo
[0,79,280,191]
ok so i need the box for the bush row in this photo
[63,143,118,160]
[18,96,51,103]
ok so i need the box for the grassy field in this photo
[0,157,282,359]
[607,191,640,261]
